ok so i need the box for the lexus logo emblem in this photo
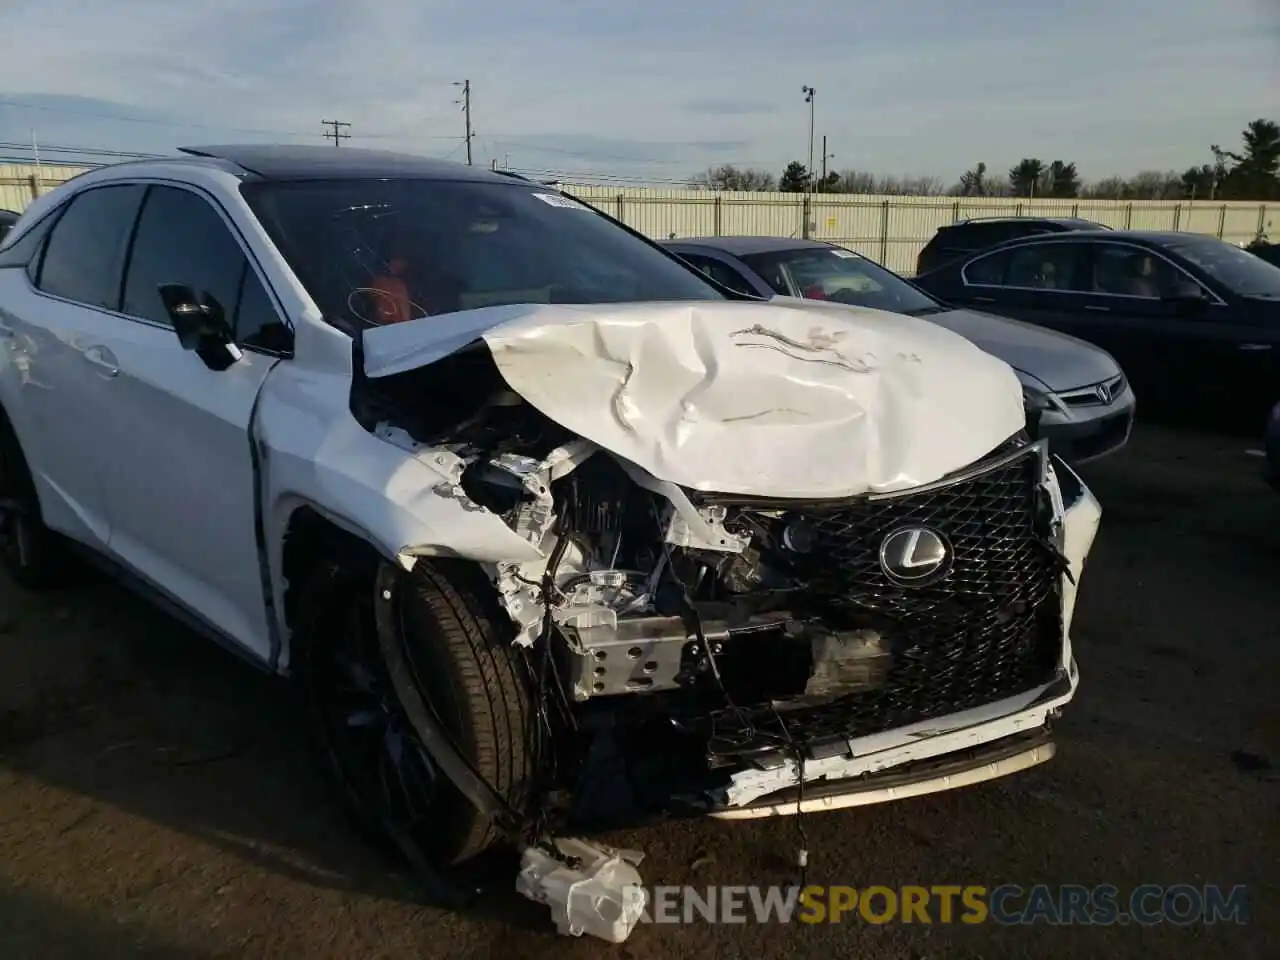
[878,526,952,585]
[1095,382,1113,404]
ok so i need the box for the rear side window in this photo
[966,242,1087,290]
[677,253,759,296]
[965,248,1012,284]
[38,185,146,310]
[0,207,62,273]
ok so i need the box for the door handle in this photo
[970,296,997,303]
[1083,305,1111,313]
[83,345,119,377]
[1238,343,1272,352]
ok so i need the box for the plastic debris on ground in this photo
[515,837,648,943]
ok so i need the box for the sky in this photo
[0,0,1277,186]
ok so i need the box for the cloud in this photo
[0,0,1275,183]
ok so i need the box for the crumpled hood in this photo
[922,308,1121,392]
[362,299,1025,499]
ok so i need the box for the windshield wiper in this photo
[902,305,948,316]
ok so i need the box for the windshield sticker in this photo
[532,192,589,210]
[831,248,859,259]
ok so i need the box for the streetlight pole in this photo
[802,85,815,237]
[802,86,816,188]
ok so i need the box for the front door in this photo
[90,183,287,660]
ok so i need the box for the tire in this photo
[0,413,70,589]
[295,555,535,871]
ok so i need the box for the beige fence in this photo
[564,186,1274,274]
[3,164,1272,275]
[0,164,91,213]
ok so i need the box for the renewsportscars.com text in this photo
[633,884,1250,926]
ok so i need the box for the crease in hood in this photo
[362,299,1026,500]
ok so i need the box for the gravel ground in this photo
[0,424,1276,959]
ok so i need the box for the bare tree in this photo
[690,164,777,191]
[1081,177,1128,200]
[956,162,988,196]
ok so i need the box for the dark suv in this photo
[916,216,1109,276]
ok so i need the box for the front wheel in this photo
[294,557,537,872]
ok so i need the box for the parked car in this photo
[1246,240,1280,268]
[0,146,1100,932]
[663,236,1134,463]
[913,230,1280,431]
[1264,399,1280,491]
[0,210,18,243]
[916,216,1110,276]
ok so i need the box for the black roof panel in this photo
[177,144,514,183]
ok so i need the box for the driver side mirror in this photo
[158,284,242,371]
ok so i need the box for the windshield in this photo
[738,246,943,314]
[1166,236,1280,299]
[241,179,722,329]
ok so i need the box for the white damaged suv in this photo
[0,146,1100,905]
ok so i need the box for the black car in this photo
[1247,240,1280,268]
[916,216,1109,276]
[0,210,18,244]
[914,230,1280,429]
[1264,399,1280,491]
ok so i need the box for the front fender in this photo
[255,363,543,671]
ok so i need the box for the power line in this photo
[0,96,451,142]
[0,140,164,160]
[321,119,351,147]
[0,97,316,138]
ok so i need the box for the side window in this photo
[680,254,758,296]
[1089,244,1203,299]
[1003,243,1086,291]
[964,248,1013,285]
[235,267,292,351]
[0,206,63,279]
[123,186,244,326]
[123,185,290,350]
[38,185,146,309]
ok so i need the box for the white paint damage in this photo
[362,298,1027,499]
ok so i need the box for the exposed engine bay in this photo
[354,342,1080,829]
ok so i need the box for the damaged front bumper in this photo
[705,452,1098,816]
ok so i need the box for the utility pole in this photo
[819,135,835,192]
[321,119,351,147]
[454,79,473,165]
